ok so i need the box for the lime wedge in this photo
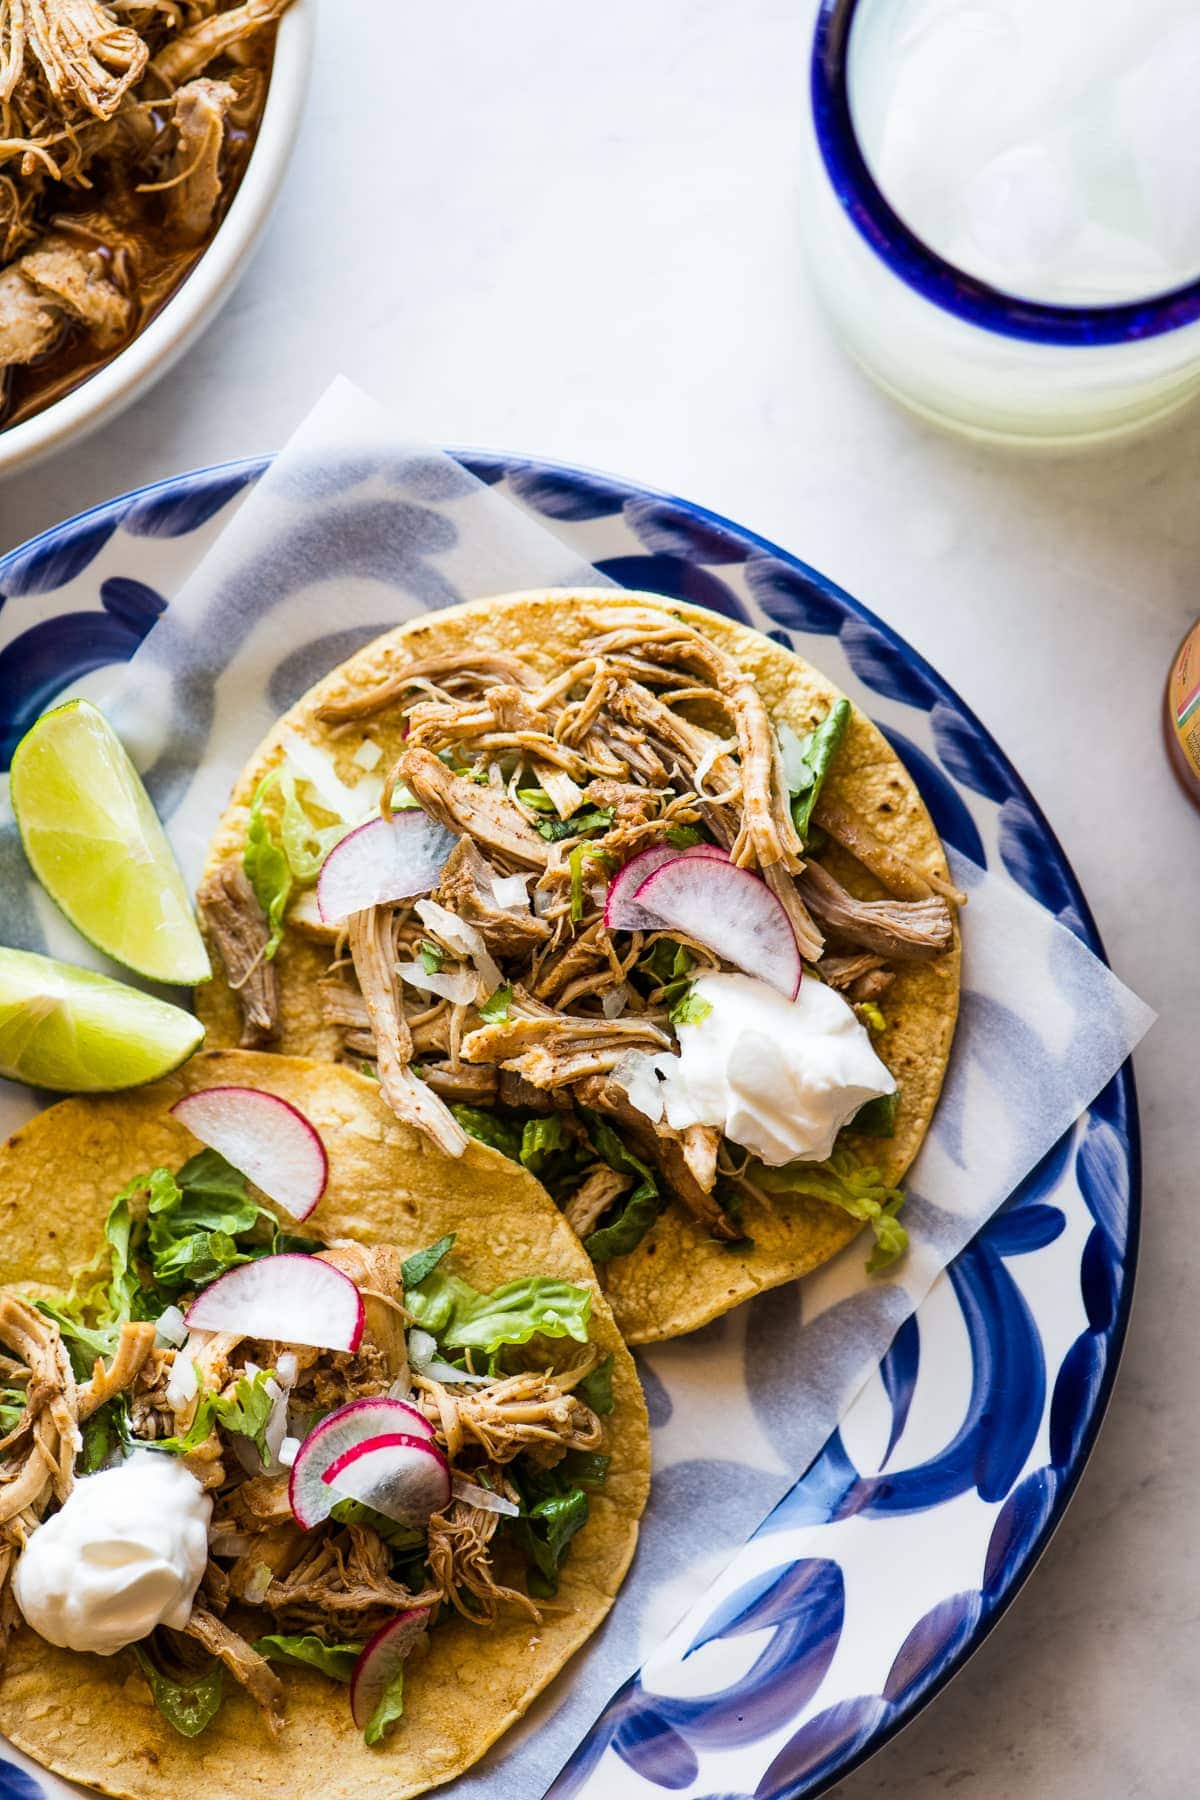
[10,700,211,986]
[0,948,204,1092]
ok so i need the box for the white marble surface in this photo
[2,2,1196,1794]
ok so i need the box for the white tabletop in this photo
[2,3,1195,1794]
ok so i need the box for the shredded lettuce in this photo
[419,939,445,975]
[858,1001,887,1034]
[669,984,713,1027]
[664,824,704,848]
[780,699,850,842]
[364,1661,406,1747]
[0,1389,25,1434]
[243,772,293,959]
[405,1269,591,1356]
[278,768,349,883]
[518,1113,572,1176]
[576,1353,614,1416]
[532,803,614,844]
[578,1111,665,1263]
[568,843,613,922]
[253,1634,363,1683]
[638,937,695,1013]
[133,1644,225,1738]
[506,1459,595,1598]
[328,1497,425,1550]
[846,1089,899,1138]
[477,983,512,1024]
[752,1149,907,1272]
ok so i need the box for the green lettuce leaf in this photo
[400,1233,455,1290]
[253,1633,363,1683]
[752,1149,907,1271]
[278,768,348,883]
[364,1661,405,1747]
[518,1113,571,1175]
[780,699,850,842]
[477,984,512,1024]
[0,1389,25,1434]
[845,1089,899,1138]
[578,1111,665,1263]
[243,772,293,959]
[133,1645,225,1738]
[506,1460,592,1598]
[669,984,713,1027]
[328,1497,426,1550]
[34,1299,119,1379]
[450,1105,521,1158]
[568,843,613,921]
[406,1271,591,1356]
[575,1353,614,1416]
[664,824,704,848]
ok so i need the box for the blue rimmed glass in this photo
[805,0,1200,443]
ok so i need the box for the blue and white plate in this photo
[0,456,1138,1800]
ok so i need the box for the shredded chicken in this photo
[198,861,280,1046]
[166,77,234,242]
[432,837,550,958]
[575,1074,738,1240]
[395,748,550,869]
[798,859,956,960]
[563,1164,631,1237]
[317,1242,408,1382]
[427,1496,539,1624]
[77,1319,155,1419]
[184,1604,285,1734]
[348,904,468,1155]
[416,1368,603,1466]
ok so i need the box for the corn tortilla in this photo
[196,591,961,1344]
[0,1049,649,1800]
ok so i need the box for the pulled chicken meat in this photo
[268,606,958,1256]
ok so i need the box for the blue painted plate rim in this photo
[0,450,1140,1800]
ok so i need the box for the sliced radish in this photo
[321,1432,451,1528]
[350,1609,430,1736]
[288,1396,434,1529]
[185,1255,364,1355]
[317,812,457,923]
[171,1087,328,1222]
[603,842,728,931]
[634,857,802,998]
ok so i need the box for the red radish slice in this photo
[171,1087,328,1221]
[604,842,728,931]
[288,1396,434,1529]
[185,1255,364,1354]
[317,812,457,923]
[635,857,802,998]
[350,1609,430,1734]
[320,1431,451,1528]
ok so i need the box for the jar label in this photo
[1169,623,1200,779]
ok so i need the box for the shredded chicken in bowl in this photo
[0,0,294,429]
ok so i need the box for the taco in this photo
[0,1049,648,1800]
[196,591,961,1343]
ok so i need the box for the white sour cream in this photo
[13,1451,211,1655]
[649,971,895,1165]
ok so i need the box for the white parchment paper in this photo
[0,382,1155,1795]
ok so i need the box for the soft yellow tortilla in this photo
[196,590,960,1344]
[0,1049,649,1800]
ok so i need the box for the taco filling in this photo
[0,1119,618,1750]
[201,600,961,1286]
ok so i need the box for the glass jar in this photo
[804,0,1200,448]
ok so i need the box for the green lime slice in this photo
[0,948,204,1092]
[10,700,211,986]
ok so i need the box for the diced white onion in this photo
[490,872,531,910]
[532,884,554,917]
[396,960,480,1006]
[693,735,737,798]
[602,984,629,1020]
[165,1347,199,1410]
[414,898,503,994]
[154,1305,187,1349]
[777,722,809,795]
[451,1474,519,1517]
[279,1435,301,1470]
[275,1351,299,1389]
[352,738,384,772]
[407,1328,491,1387]
[210,1531,253,1558]
[281,728,381,821]
[243,1563,275,1605]
[613,1050,667,1124]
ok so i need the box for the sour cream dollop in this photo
[652,971,896,1165]
[13,1451,211,1655]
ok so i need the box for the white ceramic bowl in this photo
[0,0,314,479]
